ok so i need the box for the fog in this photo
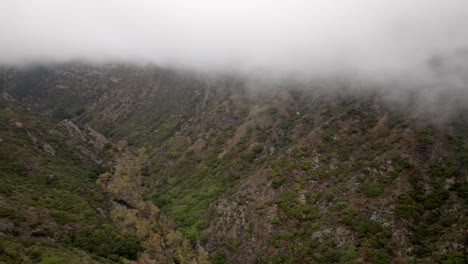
[1,0,468,116]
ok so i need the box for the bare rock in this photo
[28,131,38,144]
[43,143,56,156]
[87,126,110,150]
[59,119,86,141]
[1,92,15,101]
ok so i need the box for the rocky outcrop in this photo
[59,119,86,141]
[42,143,56,156]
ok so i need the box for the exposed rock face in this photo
[58,119,110,162]
[59,119,86,141]
[42,142,56,156]
[1,92,15,101]
[27,131,37,144]
[87,126,110,150]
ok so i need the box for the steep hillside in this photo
[0,95,121,263]
[0,95,210,263]
[201,94,467,263]
[1,64,466,264]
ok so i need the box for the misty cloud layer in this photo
[1,0,467,116]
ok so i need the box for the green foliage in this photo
[334,201,347,210]
[292,148,306,158]
[356,219,388,238]
[271,178,285,189]
[243,144,263,161]
[395,193,423,219]
[0,99,134,261]
[368,249,390,264]
[454,184,468,202]
[441,251,466,264]
[300,160,314,172]
[340,207,359,226]
[387,115,405,129]
[150,154,243,240]
[423,189,449,210]
[343,245,358,260]
[324,188,335,202]
[212,252,231,264]
[430,163,457,178]
[362,182,384,197]
[276,191,313,219]
[321,124,337,143]
[151,192,171,209]
[277,191,298,214]
[39,256,65,264]
[417,128,434,144]
[0,236,109,264]
[115,235,144,260]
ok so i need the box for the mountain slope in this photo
[0,95,210,263]
[1,64,466,263]
[0,95,122,263]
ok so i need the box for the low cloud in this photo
[1,0,467,116]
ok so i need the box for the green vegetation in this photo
[2,66,466,264]
[417,128,434,144]
[0,98,139,262]
[387,114,405,129]
[362,182,384,197]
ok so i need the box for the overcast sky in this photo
[0,0,466,72]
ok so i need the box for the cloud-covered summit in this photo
[1,0,467,75]
[1,0,468,118]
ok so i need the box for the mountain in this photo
[1,63,466,264]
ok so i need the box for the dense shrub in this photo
[362,182,384,197]
[417,128,434,144]
[115,235,144,260]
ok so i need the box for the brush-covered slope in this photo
[126,87,466,264]
[0,95,209,264]
[1,64,467,264]
[200,92,467,264]
[0,96,142,263]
